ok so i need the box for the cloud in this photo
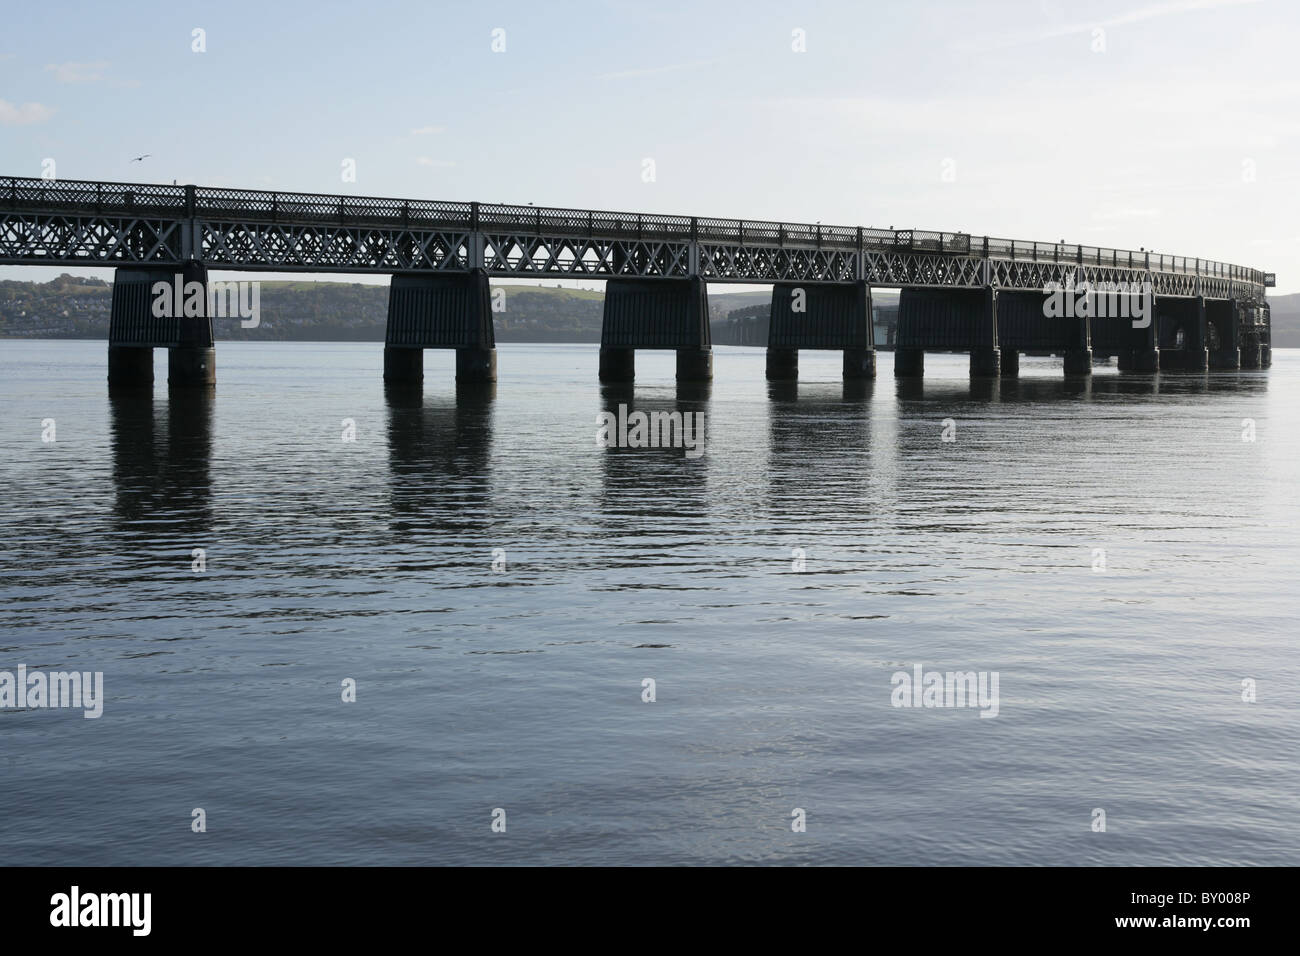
[44,60,110,83]
[410,125,445,135]
[0,99,53,124]
[416,157,455,168]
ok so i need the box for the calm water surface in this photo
[1,339,1297,865]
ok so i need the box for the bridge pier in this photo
[601,277,710,382]
[598,347,636,382]
[894,348,924,377]
[107,345,154,388]
[109,263,213,388]
[168,346,216,388]
[1063,348,1093,377]
[1207,298,1239,369]
[385,271,495,383]
[676,347,713,382]
[767,281,874,380]
[1240,334,1263,369]
[970,289,1000,377]
[456,346,497,383]
[1156,296,1208,371]
[895,287,999,378]
[383,346,424,384]
[843,347,876,379]
[999,349,1020,379]
[765,347,798,382]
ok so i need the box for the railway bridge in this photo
[0,175,1274,387]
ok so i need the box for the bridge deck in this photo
[0,175,1273,298]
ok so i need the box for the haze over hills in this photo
[1,274,1293,346]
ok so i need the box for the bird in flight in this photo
[130,154,151,163]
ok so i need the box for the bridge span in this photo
[0,175,1275,387]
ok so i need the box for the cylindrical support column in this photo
[456,346,497,383]
[894,348,924,378]
[765,348,798,381]
[676,347,713,382]
[383,346,424,383]
[168,347,216,388]
[1119,349,1160,373]
[1000,349,1020,378]
[599,347,635,382]
[842,348,876,380]
[107,345,153,388]
[1261,344,1272,368]
[970,347,1001,377]
[1063,348,1093,377]
[1240,342,1262,369]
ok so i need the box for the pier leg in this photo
[456,347,497,383]
[383,346,424,383]
[599,347,635,382]
[1000,349,1020,379]
[107,345,153,388]
[894,348,924,377]
[1209,347,1240,370]
[843,348,876,380]
[168,347,216,388]
[676,347,713,382]
[1063,348,1093,377]
[1119,349,1160,373]
[1240,341,1262,369]
[766,348,798,382]
[970,347,1001,377]
[969,289,1000,378]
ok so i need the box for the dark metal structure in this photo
[0,175,1274,386]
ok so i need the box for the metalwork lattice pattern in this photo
[0,174,1272,301]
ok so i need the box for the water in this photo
[1,339,1297,865]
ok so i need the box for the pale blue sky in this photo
[2,0,1296,291]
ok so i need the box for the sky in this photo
[1,0,1296,292]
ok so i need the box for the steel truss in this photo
[0,174,1271,303]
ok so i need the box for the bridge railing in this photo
[1,176,187,215]
[193,187,472,226]
[0,174,1268,288]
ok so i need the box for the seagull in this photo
[130,154,151,163]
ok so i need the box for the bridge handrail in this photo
[0,174,1267,287]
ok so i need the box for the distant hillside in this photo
[1,274,1290,346]
[1268,292,1300,347]
[0,275,774,343]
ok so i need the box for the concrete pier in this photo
[1000,349,1020,379]
[842,347,876,379]
[599,347,636,383]
[107,345,153,388]
[601,276,711,382]
[383,346,423,384]
[168,347,216,388]
[1063,348,1093,377]
[675,347,713,382]
[109,262,213,388]
[766,348,798,382]
[456,346,497,383]
[894,348,925,377]
[385,271,494,384]
[970,347,1001,378]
